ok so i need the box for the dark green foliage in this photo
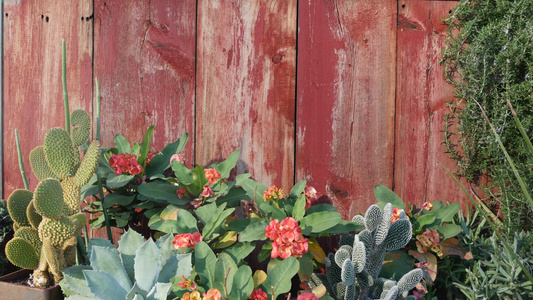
[0,199,13,275]
[441,0,533,233]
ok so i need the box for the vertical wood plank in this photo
[3,0,93,198]
[296,1,397,218]
[395,1,468,209]
[93,0,196,159]
[196,0,297,191]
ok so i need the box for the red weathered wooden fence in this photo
[3,1,467,224]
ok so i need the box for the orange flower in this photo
[263,186,284,202]
[172,232,203,252]
[204,168,221,185]
[422,202,433,211]
[176,275,196,291]
[248,289,268,300]
[181,291,201,300]
[203,289,222,300]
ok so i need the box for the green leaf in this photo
[380,250,416,281]
[292,194,307,221]
[374,185,405,210]
[236,174,267,202]
[261,256,299,298]
[145,133,189,177]
[106,174,135,188]
[90,246,132,291]
[305,204,337,215]
[228,218,253,232]
[214,253,238,296]
[239,219,269,242]
[195,241,217,289]
[216,186,250,207]
[61,265,94,297]
[84,270,129,300]
[223,242,256,265]
[191,165,208,191]
[171,161,193,185]
[436,224,463,240]
[149,220,181,234]
[230,265,254,300]
[137,182,189,204]
[259,202,287,221]
[413,214,436,232]
[319,220,360,235]
[431,203,460,223]
[299,212,342,234]
[138,125,155,167]
[114,134,131,154]
[103,193,136,208]
[176,209,199,232]
[202,204,235,242]
[195,202,218,225]
[215,150,240,179]
[290,180,307,198]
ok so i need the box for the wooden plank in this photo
[395,1,469,209]
[195,0,297,191]
[296,1,397,218]
[93,0,196,159]
[3,0,93,198]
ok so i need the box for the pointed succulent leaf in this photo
[383,219,412,252]
[84,270,129,300]
[61,265,94,298]
[145,283,172,300]
[154,231,176,265]
[118,229,146,282]
[375,203,393,246]
[397,269,423,293]
[341,259,355,287]
[364,204,382,232]
[90,245,132,292]
[125,282,145,300]
[134,239,162,293]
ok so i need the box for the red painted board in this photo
[3,0,93,198]
[296,1,397,219]
[93,0,196,160]
[395,1,470,210]
[195,0,297,191]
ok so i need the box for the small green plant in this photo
[5,109,99,288]
[60,229,192,300]
[308,195,423,299]
[0,199,13,275]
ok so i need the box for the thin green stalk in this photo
[440,163,533,284]
[96,78,101,142]
[97,173,113,243]
[62,40,70,134]
[15,129,29,190]
[507,98,533,156]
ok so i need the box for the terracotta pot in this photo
[0,269,63,300]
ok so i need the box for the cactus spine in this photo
[310,203,422,300]
[5,109,99,288]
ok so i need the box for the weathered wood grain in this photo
[195,0,297,191]
[296,1,397,219]
[395,0,469,209]
[3,0,93,198]
[93,0,196,160]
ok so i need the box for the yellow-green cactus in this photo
[5,108,100,288]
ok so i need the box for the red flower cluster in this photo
[265,217,308,259]
[204,168,221,184]
[263,186,285,202]
[248,289,267,300]
[172,232,203,253]
[109,153,155,176]
[416,228,443,257]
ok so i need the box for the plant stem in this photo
[15,129,29,190]
[97,173,113,242]
[62,40,70,134]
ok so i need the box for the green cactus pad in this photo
[61,177,80,216]
[74,140,100,187]
[29,146,57,181]
[39,217,75,247]
[397,269,423,293]
[351,240,366,273]
[70,109,91,148]
[26,200,43,229]
[7,189,33,227]
[341,259,355,287]
[383,219,412,252]
[374,203,392,246]
[44,127,78,180]
[5,237,40,270]
[34,179,65,220]
[14,226,42,256]
[70,212,87,236]
[364,205,382,232]
[334,247,351,267]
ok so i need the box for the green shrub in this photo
[441,0,533,233]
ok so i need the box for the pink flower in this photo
[422,202,433,211]
[201,186,214,198]
[297,293,319,300]
[176,188,187,199]
[412,288,426,300]
[170,153,185,164]
[416,228,443,257]
[172,232,203,252]
[265,217,308,259]
[176,275,197,291]
[304,186,318,209]
[203,289,222,300]
[263,186,285,202]
[109,153,144,176]
[248,289,268,300]
[204,168,221,185]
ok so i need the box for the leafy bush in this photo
[441,0,533,233]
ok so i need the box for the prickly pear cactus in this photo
[5,109,100,288]
[309,203,422,300]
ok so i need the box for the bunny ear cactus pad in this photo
[74,140,100,187]
[7,189,33,227]
[5,237,40,270]
[26,200,43,229]
[70,109,91,148]
[44,127,78,180]
[34,178,65,220]
[29,146,57,181]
